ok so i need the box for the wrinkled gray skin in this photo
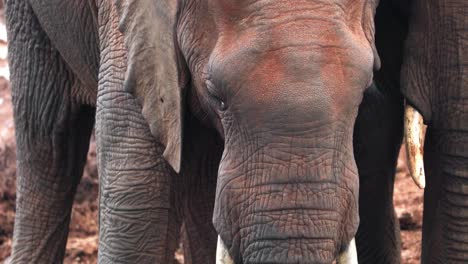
[5,0,466,263]
[360,1,468,263]
[5,0,98,263]
[401,0,468,263]
[99,0,378,262]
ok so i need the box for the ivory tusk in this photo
[216,236,234,264]
[404,104,427,189]
[337,238,358,264]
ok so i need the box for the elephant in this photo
[98,1,380,262]
[369,1,468,262]
[360,2,468,263]
[400,0,468,262]
[4,0,466,264]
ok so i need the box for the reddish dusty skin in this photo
[183,1,378,263]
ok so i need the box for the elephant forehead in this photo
[209,0,371,27]
[206,0,376,65]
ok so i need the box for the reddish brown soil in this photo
[0,23,423,264]
[394,148,424,264]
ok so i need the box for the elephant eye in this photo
[206,79,227,111]
[219,100,227,111]
[212,94,227,112]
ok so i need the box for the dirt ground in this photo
[0,19,423,264]
[394,149,423,264]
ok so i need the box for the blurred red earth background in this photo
[0,7,423,264]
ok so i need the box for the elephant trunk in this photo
[216,236,358,264]
[213,130,360,263]
[235,199,357,263]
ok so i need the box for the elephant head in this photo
[117,0,380,263]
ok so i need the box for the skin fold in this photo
[4,0,466,263]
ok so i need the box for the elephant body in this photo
[401,0,468,262]
[4,0,466,263]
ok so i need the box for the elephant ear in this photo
[116,0,187,173]
[363,0,381,71]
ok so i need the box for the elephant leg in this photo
[353,84,404,264]
[180,176,218,264]
[96,4,183,262]
[96,90,182,263]
[96,53,181,264]
[5,1,95,262]
[179,115,222,264]
[421,128,468,263]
